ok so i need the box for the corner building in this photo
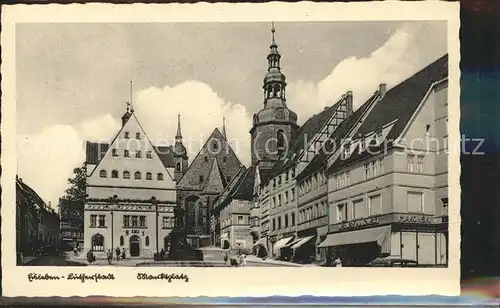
[319,55,449,266]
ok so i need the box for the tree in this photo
[59,165,86,228]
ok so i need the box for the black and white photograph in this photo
[2,2,461,298]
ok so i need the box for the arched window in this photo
[120,236,124,246]
[111,170,118,179]
[146,172,152,180]
[100,170,107,178]
[123,171,130,179]
[176,162,181,172]
[91,234,104,251]
[145,236,150,246]
[211,141,219,152]
[157,173,164,181]
[134,171,141,180]
[267,85,272,98]
[277,129,286,150]
[204,156,208,163]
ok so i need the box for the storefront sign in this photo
[340,217,379,230]
[399,214,432,224]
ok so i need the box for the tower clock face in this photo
[274,108,285,119]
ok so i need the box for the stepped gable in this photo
[331,54,449,170]
[176,128,242,191]
[264,99,344,183]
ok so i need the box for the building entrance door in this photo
[129,235,140,257]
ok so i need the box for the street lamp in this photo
[152,196,159,256]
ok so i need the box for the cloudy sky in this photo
[16,21,446,208]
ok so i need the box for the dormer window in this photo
[375,131,383,144]
[124,132,129,139]
[136,132,141,140]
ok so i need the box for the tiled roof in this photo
[154,146,175,168]
[330,54,448,171]
[298,92,380,180]
[264,98,344,183]
[213,166,256,211]
[85,142,175,169]
[176,128,242,191]
[16,177,52,212]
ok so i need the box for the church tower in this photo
[250,23,298,169]
[173,114,189,182]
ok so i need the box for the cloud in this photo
[135,81,252,165]
[17,115,119,209]
[287,22,446,123]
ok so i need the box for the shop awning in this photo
[291,236,315,249]
[273,236,294,255]
[318,226,391,251]
[253,237,266,247]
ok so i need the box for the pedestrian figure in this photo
[334,256,342,267]
[121,248,126,260]
[106,249,113,265]
[159,248,165,261]
[115,247,120,261]
[73,247,78,257]
[86,250,94,265]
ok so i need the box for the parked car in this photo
[368,256,419,267]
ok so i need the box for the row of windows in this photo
[124,132,141,140]
[89,215,106,227]
[407,154,425,173]
[123,215,147,228]
[221,215,245,228]
[271,212,295,231]
[298,201,327,225]
[365,159,385,180]
[162,217,175,229]
[112,149,153,159]
[262,168,296,195]
[337,194,383,222]
[333,171,350,189]
[270,188,296,209]
[118,235,150,247]
[100,170,164,181]
[299,171,327,197]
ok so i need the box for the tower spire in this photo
[271,21,276,45]
[222,117,227,139]
[176,113,182,141]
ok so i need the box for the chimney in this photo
[379,83,387,99]
[345,91,353,115]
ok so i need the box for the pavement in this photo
[24,248,315,267]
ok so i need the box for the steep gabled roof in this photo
[298,92,380,180]
[329,54,449,171]
[177,128,242,191]
[213,166,256,212]
[204,158,225,193]
[263,98,345,184]
[85,113,177,176]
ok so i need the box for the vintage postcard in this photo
[2,2,460,297]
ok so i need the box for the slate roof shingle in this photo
[213,166,257,211]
